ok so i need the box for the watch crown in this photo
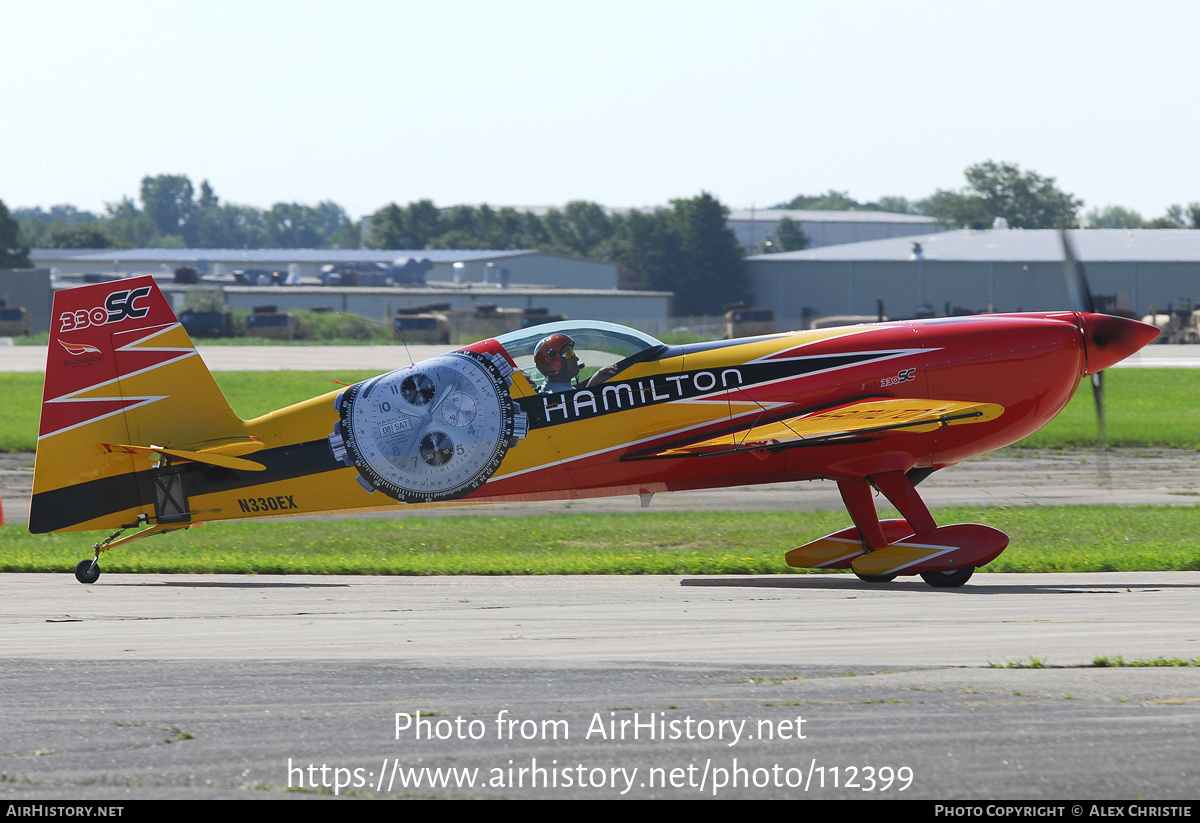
[511,410,529,441]
[328,429,351,465]
[486,352,516,385]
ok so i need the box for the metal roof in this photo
[216,284,671,298]
[748,229,1200,263]
[33,248,536,265]
[729,209,937,224]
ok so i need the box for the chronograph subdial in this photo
[439,391,478,427]
[419,431,455,466]
[400,372,436,405]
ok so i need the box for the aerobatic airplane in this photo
[33,258,1158,587]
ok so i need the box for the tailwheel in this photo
[920,567,974,588]
[74,559,100,584]
[69,518,181,585]
[854,572,897,583]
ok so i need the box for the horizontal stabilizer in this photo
[850,524,1009,577]
[785,519,914,569]
[102,443,266,472]
[658,399,1004,457]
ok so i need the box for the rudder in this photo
[31,276,246,533]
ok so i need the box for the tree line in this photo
[774,161,1200,231]
[5,160,1200,315]
[13,176,360,253]
[363,195,746,315]
[3,178,749,316]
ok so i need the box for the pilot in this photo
[534,333,583,393]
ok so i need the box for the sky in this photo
[3,0,1198,221]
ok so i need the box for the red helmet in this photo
[534,333,578,380]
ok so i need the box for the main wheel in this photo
[74,559,100,584]
[920,567,974,588]
[854,572,897,583]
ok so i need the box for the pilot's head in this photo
[534,333,582,384]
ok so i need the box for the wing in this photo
[655,398,1004,458]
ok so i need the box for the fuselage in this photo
[473,311,1099,502]
[181,310,1153,517]
[32,298,1157,532]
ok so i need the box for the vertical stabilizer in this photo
[31,276,245,533]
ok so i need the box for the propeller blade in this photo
[1091,372,1108,450]
[1061,228,1108,449]
[1060,228,1095,314]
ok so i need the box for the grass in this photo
[1093,656,1200,667]
[11,332,49,346]
[968,505,1200,572]
[211,370,381,418]
[225,309,398,344]
[1015,369,1200,449]
[6,506,1199,576]
[657,330,710,345]
[993,655,1200,669]
[0,373,43,452]
[990,657,1052,669]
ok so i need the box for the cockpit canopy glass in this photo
[494,321,665,388]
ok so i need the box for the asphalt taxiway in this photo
[2,571,1198,799]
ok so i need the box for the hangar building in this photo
[161,283,672,330]
[27,248,668,330]
[0,268,53,332]
[747,228,1200,329]
[33,248,618,291]
[729,209,943,252]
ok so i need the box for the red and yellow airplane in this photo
[33,274,1158,587]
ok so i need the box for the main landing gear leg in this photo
[871,471,976,588]
[837,478,888,550]
[837,478,899,582]
[793,472,998,587]
[870,471,936,534]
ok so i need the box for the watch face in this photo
[331,352,520,502]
